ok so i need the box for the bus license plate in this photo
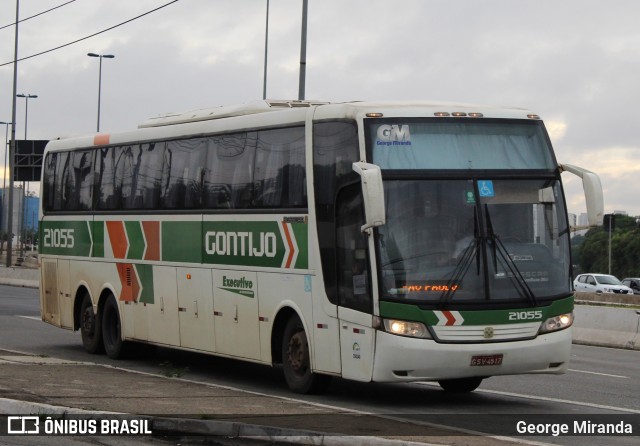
[470,354,503,366]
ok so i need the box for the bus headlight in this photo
[383,319,432,339]
[538,312,574,334]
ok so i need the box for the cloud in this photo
[0,0,639,216]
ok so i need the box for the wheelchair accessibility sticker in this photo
[478,180,495,197]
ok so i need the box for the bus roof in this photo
[44,100,541,152]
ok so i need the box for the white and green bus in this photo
[39,100,603,393]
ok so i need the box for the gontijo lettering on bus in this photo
[202,220,308,269]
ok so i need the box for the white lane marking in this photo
[476,389,640,414]
[416,382,640,413]
[17,316,41,321]
[569,368,628,379]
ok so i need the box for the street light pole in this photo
[16,94,37,140]
[16,93,36,259]
[87,52,115,132]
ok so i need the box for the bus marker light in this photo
[434,112,450,117]
[186,274,191,280]
[452,112,467,117]
[366,112,384,117]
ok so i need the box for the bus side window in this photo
[163,139,206,209]
[42,153,57,212]
[95,146,121,210]
[253,126,306,208]
[54,151,71,211]
[203,133,255,209]
[336,183,371,313]
[68,150,94,211]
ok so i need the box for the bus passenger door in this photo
[336,183,375,382]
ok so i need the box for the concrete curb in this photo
[0,266,39,289]
[0,278,39,289]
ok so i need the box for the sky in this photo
[1,0,639,218]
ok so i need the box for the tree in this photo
[575,215,640,278]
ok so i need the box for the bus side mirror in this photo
[559,163,604,227]
[352,162,386,232]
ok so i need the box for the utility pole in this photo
[298,0,308,100]
[7,0,20,267]
[263,0,269,100]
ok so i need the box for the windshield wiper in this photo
[484,204,538,306]
[438,208,481,306]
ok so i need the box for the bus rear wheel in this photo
[102,295,127,359]
[282,315,330,394]
[438,377,483,392]
[80,293,103,354]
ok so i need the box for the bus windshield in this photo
[376,178,571,306]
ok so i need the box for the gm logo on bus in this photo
[376,124,411,146]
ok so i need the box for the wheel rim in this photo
[104,305,118,346]
[287,330,309,376]
[81,306,95,337]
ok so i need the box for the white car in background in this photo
[573,274,633,294]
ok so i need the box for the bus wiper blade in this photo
[439,209,481,305]
[484,204,537,306]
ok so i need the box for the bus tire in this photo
[102,295,126,359]
[80,293,103,354]
[282,315,330,394]
[438,377,483,393]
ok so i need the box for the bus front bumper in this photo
[372,327,572,382]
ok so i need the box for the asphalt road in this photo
[1,284,639,445]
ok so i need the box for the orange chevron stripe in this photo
[142,221,160,261]
[106,221,128,259]
[281,222,295,269]
[116,263,140,302]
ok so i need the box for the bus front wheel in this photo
[281,315,330,394]
[80,293,103,354]
[102,295,126,359]
[438,377,483,392]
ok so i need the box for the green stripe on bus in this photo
[40,220,92,257]
[135,264,154,304]
[125,221,145,260]
[162,221,202,263]
[291,222,308,269]
[93,220,104,258]
[41,218,309,270]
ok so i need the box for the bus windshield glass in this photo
[376,178,571,306]
[369,118,556,170]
